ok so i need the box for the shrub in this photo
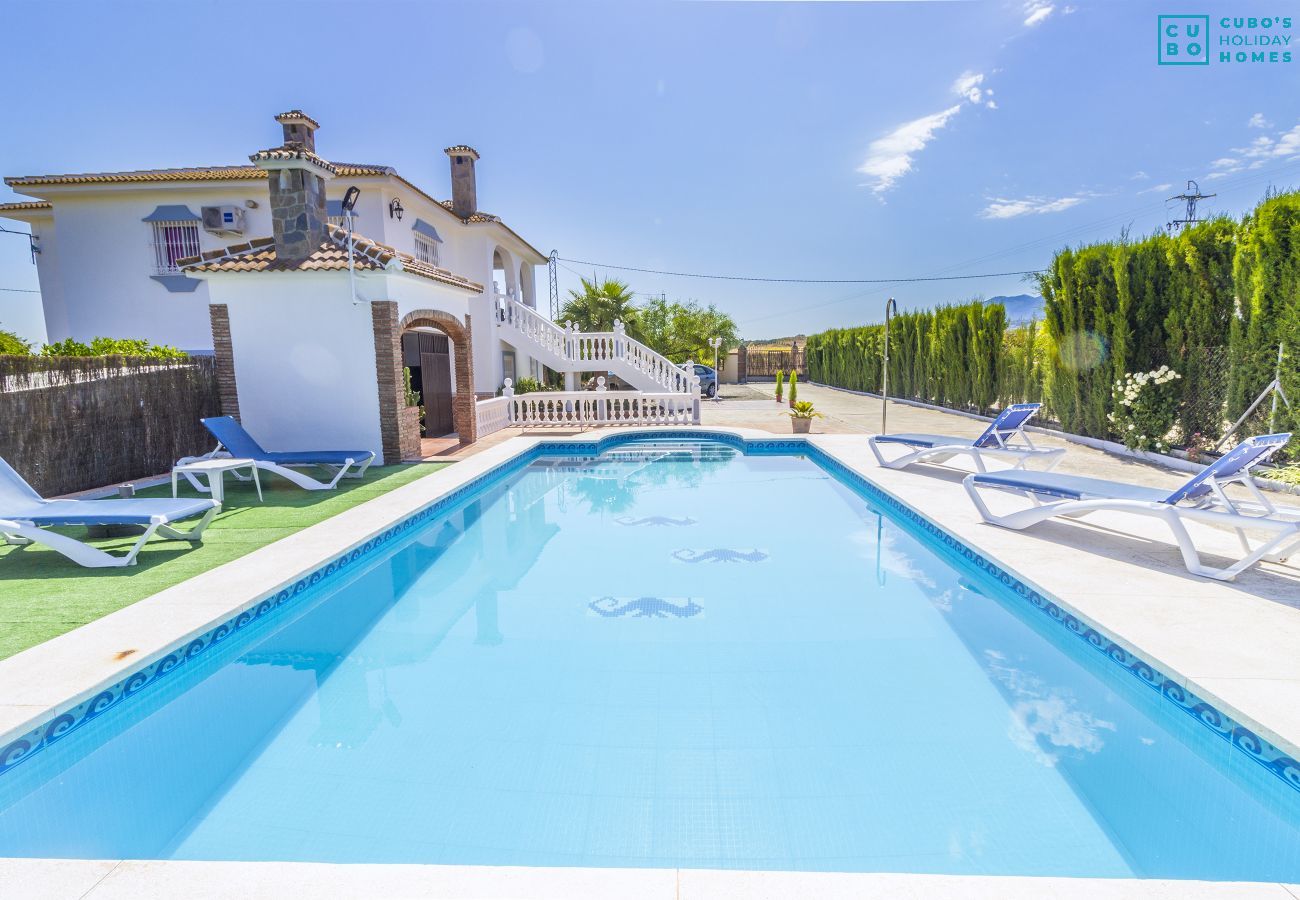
[788,370,798,406]
[41,336,187,359]
[512,377,548,395]
[774,370,784,401]
[1108,366,1182,453]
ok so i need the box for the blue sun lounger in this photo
[185,416,376,492]
[0,457,218,568]
[964,433,1299,581]
[869,403,1064,472]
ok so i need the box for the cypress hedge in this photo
[804,190,1300,451]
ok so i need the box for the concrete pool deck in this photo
[4,858,1300,899]
[2,413,1299,897]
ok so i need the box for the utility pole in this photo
[548,250,560,320]
[1167,180,1215,232]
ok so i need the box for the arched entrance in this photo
[401,309,476,445]
[372,302,477,461]
[403,330,455,436]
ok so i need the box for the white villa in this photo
[1,111,694,461]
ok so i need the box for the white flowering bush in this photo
[1107,366,1182,453]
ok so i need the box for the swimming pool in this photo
[1,435,1298,879]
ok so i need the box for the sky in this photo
[2,0,1299,343]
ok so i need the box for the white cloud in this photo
[858,105,963,194]
[857,71,997,194]
[1207,120,1300,178]
[1131,170,1150,181]
[1136,182,1173,195]
[1023,1,1055,27]
[1248,112,1272,129]
[981,195,1085,219]
[952,71,997,108]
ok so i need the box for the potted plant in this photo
[788,400,822,434]
[400,367,423,456]
[788,370,798,407]
[774,370,784,403]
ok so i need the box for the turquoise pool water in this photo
[1,439,1299,878]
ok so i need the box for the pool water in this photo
[2,440,1299,878]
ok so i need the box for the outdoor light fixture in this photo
[388,198,404,221]
[342,186,360,306]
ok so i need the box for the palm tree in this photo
[557,277,642,338]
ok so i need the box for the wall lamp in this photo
[388,198,404,221]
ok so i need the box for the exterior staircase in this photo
[497,298,697,394]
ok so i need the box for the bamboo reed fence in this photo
[0,355,220,496]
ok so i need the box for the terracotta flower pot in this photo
[791,417,812,434]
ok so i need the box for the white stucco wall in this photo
[205,272,386,463]
[21,185,274,352]
[8,144,545,389]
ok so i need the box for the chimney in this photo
[252,111,334,264]
[444,145,480,218]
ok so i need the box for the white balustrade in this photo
[491,377,699,427]
[475,395,512,437]
[497,298,698,395]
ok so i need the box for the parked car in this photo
[685,363,718,398]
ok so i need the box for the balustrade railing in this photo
[484,379,699,428]
[475,395,512,438]
[497,297,695,395]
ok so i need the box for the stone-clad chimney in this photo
[444,145,480,218]
[251,111,335,264]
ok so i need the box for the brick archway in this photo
[373,303,477,461]
[400,308,477,447]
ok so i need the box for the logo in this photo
[1158,15,1294,66]
[1159,15,1210,64]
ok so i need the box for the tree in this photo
[557,277,642,337]
[0,328,31,355]
[637,297,739,364]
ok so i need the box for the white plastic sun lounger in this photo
[963,433,1299,581]
[0,457,218,568]
[869,403,1064,472]
[182,416,376,492]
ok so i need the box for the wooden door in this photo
[421,344,453,436]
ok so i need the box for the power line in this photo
[0,287,39,293]
[556,257,1044,285]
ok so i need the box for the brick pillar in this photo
[371,301,409,464]
[452,314,477,444]
[209,304,240,421]
[736,343,748,383]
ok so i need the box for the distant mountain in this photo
[985,294,1044,324]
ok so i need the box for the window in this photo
[413,232,440,266]
[151,221,201,274]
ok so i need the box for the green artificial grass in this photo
[0,463,447,660]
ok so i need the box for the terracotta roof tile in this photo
[0,200,53,213]
[179,225,483,293]
[275,110,321,129]
[443,145,480,160]
[3,163,390,187]
[249,145,338,174]
[436,199,500,224]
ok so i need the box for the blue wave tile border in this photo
[2,430,1297,797]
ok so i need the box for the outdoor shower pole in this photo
[882,297,897,434]
[1269,341,1286,433]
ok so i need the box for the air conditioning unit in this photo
[201,205,246,235]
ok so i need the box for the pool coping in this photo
[1,426,1299,893]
